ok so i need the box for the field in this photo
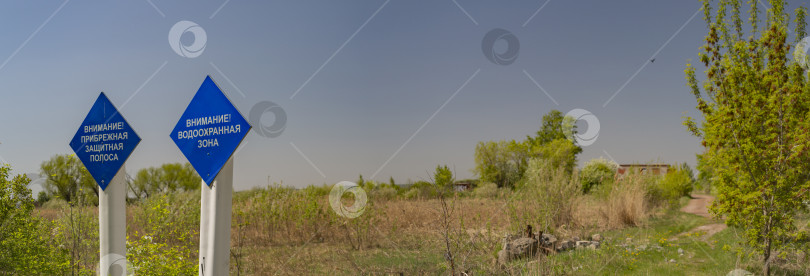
[30,179,810,275]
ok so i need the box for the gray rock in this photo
[575,241,592,248]
[509,238,538,256]
[726,269,754,276]
[564,240,575,248]
[592,234,602,242]
[587,242,601,250]
[541,233,557,245]
[499,237,538,265]
[557,240,575,252]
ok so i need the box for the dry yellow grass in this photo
[602,176,649,228]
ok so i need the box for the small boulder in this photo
[557,240,575,252]
[508,237,538,257]
[587,242,601,250]
[575,241,592,248]
[541,233,557,245]
[591,234,602,242]
[498,237,539,265]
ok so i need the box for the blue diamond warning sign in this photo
[171,76,251,185]
[69,92,141,190]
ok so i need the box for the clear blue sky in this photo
[1,0,793,191]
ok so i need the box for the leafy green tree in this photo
[434,165,454,188]
[528,110,576,147]
[387,176,401,192]
[40,154,96,204]
[35,191,49,206]
[0,164,69,274]
[130,163,200,200]
[130,167,159,199]
[684,1,810,274]
[527,110,583,155]
[531,138,580,176]
[473,140,527,188]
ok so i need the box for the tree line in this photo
[473,110,581,189]
[38,154,200,205]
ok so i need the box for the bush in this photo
[402,188,419,200]
[472,182,499,198]
[127,235,196,275]
[370,186,397,201]
[655,163,694,206]
[52,200,98,275]
[0,165,70,274]
[404,181,441,200]
[42,197,69,209]
[131,191,199,246]
[124,191,199,274]
[579,158,618,194]
[302,184,331,198]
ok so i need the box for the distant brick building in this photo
[617,164,670,176]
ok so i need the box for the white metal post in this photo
[198,173,211,275]
[200,156,233,276]
[99,165,127,276]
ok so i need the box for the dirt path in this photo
[681,194,714,218]
[678,194,727,239]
